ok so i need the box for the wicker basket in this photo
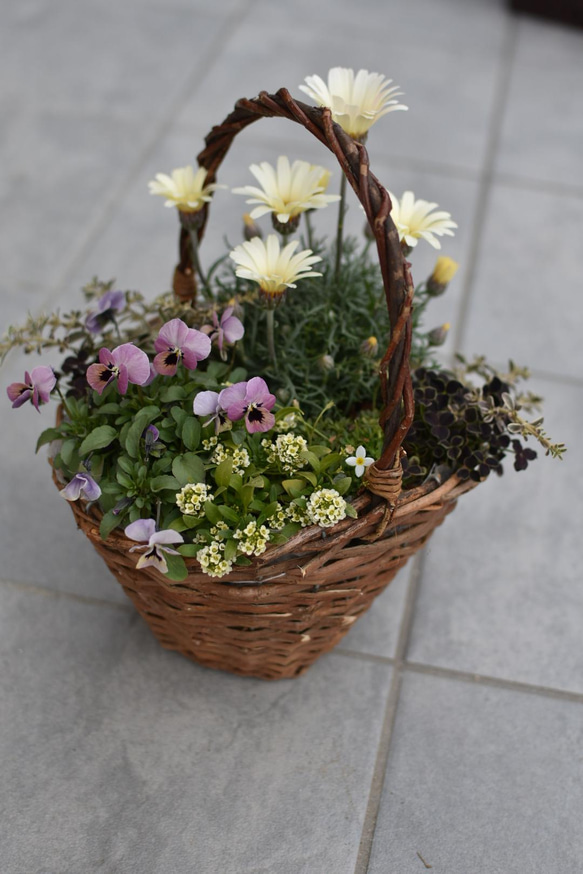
[57,90,479,679]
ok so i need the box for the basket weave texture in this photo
[57,90,479,679]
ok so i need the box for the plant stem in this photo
[56,385,74,420]
[266,308,277,370]
[305,210,315,251]
[334,173,347,282]
[189,231,212,300]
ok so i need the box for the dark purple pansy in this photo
[219,377,276,433]
[153,318,211,376]
[7,365,56,412]
[85,290,125,334]
[60,472,102,502]
[86,343,150,395]
[125,519,184,575]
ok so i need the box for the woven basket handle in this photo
[177,88,414,472]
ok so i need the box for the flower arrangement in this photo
[2,66,564,598]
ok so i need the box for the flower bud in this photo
[427,323,450,347]
[178,208,205,231]
[243,213,263,241]
[360,335,379,358]
[271,213,300,235]
[318,354,335,372]
[427,256,459,296]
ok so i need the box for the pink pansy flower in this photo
[125,519,184,575]
[7,365,56,412]
[153,318,211,376]
[60,472,102,502]
[193,389,230,433]
[202,307,244,359]
[220,377,276,433]
[87,343,151,395]
[85,289,125,334]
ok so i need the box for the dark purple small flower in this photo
[60,472,102,502]
[220,377,276,433]
[86,343,150,395]
[85,290,125,334]
[153,318,211,376]
[143,424,161,459]
[7,365,56,412]
[125,519,184,574]
[193,389,230,433]
[202,307,244,359]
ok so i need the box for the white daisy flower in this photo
[232,156,340,225]
[229,234,322,300]
[148,165,223,213]
[389,190,457,250]
[299,67,407,139]
[346,445,375,478]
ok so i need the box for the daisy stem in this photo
[334,173,347,282]
[305,210,315,251]
[189,231,211,300]
[155,499,161,529]
[266,308,277,370]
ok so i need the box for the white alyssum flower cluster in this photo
[233,520,271,557]
[262,433,308,473]
[211,443,251,474]
[176,482,213,516]
[202,436,218,450]
[306,488,347,528]
[197,541,233,578]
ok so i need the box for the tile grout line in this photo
[451,16,519,355]
[353,553,425,874]
[38,0,258,315]
[0,576,133,612]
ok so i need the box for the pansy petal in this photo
[245,408,275,433]
[222,315,245,344]
[7,382,30,407]
[150,530,185,547]
[81,474,102,501]
[156,318,190,350]
[193,390,221,416]
[117,363,129,395]
[219,381,247,420]
[153,350,178,377]
[87,363,114,395]
[125,518,157,542]
[112,344,151,385]
[181,329,212,369]
[136,549,168,574]
[245,376,276,410]
[60,476,84,501]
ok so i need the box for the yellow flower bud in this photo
[427,323,450,346]
[243,213,263,241]
[427,257,459,296]
[360,336,379,357]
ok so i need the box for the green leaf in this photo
[229,367,247,383]
[320,452,343,472]
[182,514,202,530]
[178,543,202,557]
[235,555,253,566]
[300,471,318,487]
[99,510,121,540]
[229,473,243,493]
[150,475,181,493]
[224,539,238,562]
[79,425,117,456]
[172,453,205,486]
[181,417,201,451]
[257,501,280,525]
[163,553,188,582]
[126,406,160,458]
[282,479,306,498]
[345,502,358,518]
[159,386,187,403]
[333,476,353,496]
[231,429,247,446]
[117,455,134,474]
[300,449,321,471]
[60,438,79,468]
[35,427,62,453]
[217,505,240,525]
[204,501,223,525]
[116,471,134,489]
[309,444,331,458]
[214,457,233,488]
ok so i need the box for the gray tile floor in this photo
[1,0,582,871]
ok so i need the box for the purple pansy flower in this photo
[85,290,125,334]
[7,365,56,412]
[125,519,184,575]
[203,307,244,359]
[220,377,276,433]
[86,343,151,395]
[60,472,102,502]
[193,390,230,433]
[153,318,211,376]
[143,424,161,459]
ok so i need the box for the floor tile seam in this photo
[353,554,424,874]
[405,660,583,705]
[37,0,258,316]
[0,576,133,613]
[451,16,519,355]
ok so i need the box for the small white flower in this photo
[346,445,375,478]
[389,190,457,250]
[299,67,407,139]
[148,165,223,213]
[306,488,347,528]
[232,156,340,224]
[229,235,322,300]
[176,482,213,516]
